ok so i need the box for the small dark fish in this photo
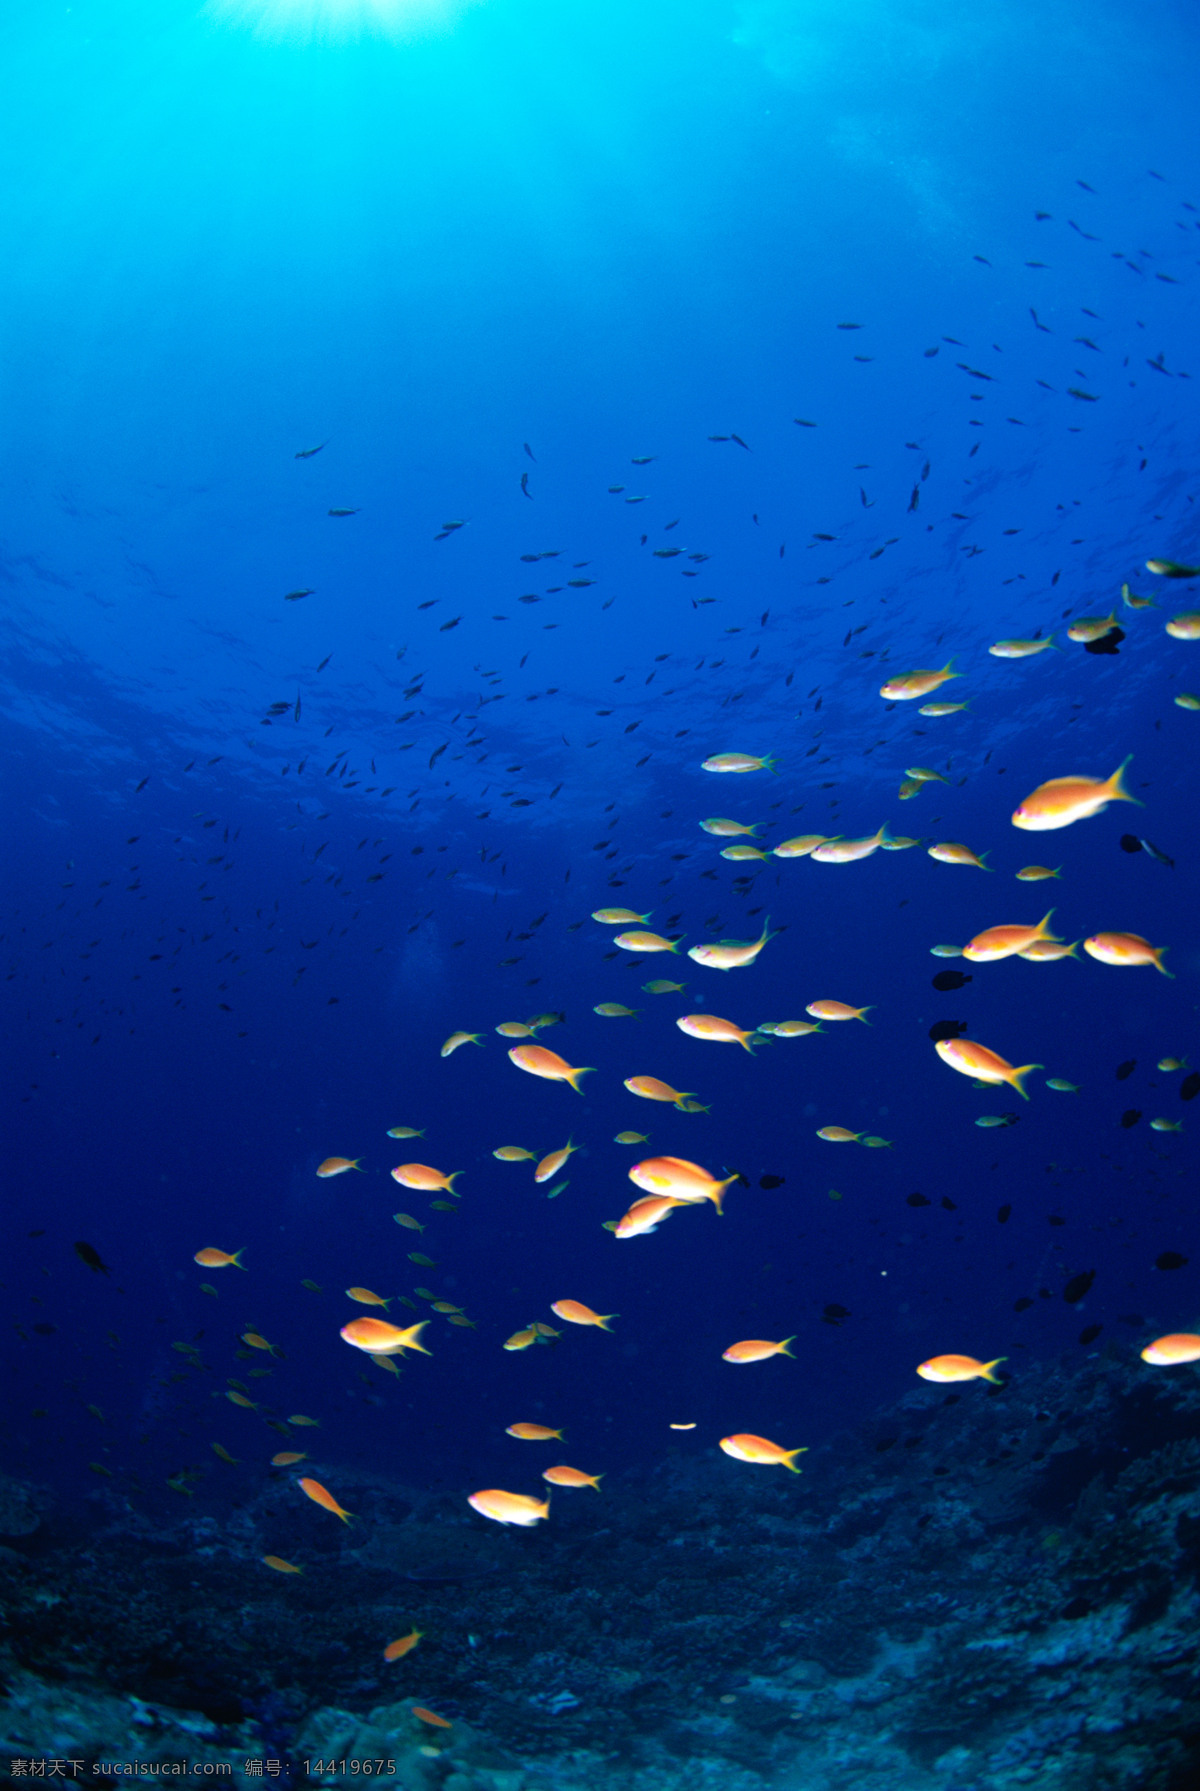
[997,1204,1012,1224]
[316,655,331,671]
[523,442,536,461]
[1084,626,1124,655]
[823,1303,850,1321]
[284,589,314,602]
[327,508,359,517]
[1013,1297,1034,1312]
[759,1174,786,1190]
[74,1241,111,1276]
[906,1192,931,1207]
[1120,1109,1142,1129]
[941,1197,957,1211]
[932,970,972,992]
[1078,1324,1102,1345]
[28,1229,45,1238]
[1063,1270,1095,1304]
[730,433,751,450]
[1116,1061,1136,1080]
[1119,834,1142,854]
[295,442,327,458]
[520,472,532,498]
[32,1323,56,1336]
[1180,1070,1200,1102]
[1138,837,1174,868]
[928,1019,968,1044]
[1156,1251,1188,1271]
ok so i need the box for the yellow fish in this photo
[988,637,1056,658]
[339,1318,431,1356]
[722,1337,795,1364]
[720,843,769,860]
[592,907,651,923]
[963,910,1059,963]
[1067,611,1118,642]
[467,1488,550,1526]
[918,701,970,715]
[346,1287,391,1308]
[614,1130,648,1144]
[441,1031,484,1057]
[1165,613,1200,640]
[687,916,776,970]
[879,661,959,700]
[535,1138,581,1182]
[816,1126,861,1142]
[493,1146,535,1161]
[594,1003,639,1017]
[928,842,991,869]
[917,1355,1005,1384]
[805,1000,871,1023]
[701,752,777,774]
[700,818,762,837]
[628,1155,736,1210]
[1016,865,1060,881]
[772,834,829,858]
[387,1126,425,1139]
[811,825,891,864]
[624,1074,694,1106]
[614,930,680,953]
[316,1157,363,1178]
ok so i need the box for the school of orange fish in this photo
[192,565,1197,1690]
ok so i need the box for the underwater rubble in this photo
[2,1344,1199,1790]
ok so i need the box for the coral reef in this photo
[2,1346,1199,1788]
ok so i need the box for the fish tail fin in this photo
[979,850,994,870]
[759,913,776,944]
[764,755,780,776]
[352,1160,366,1172]
[1109,753,1142,806]
[779,1336,797,1358]
[445,1172,463,1192]
[748,823,764,836]
[1153,946,1175,978]
[232,1251,247,1269]
[980,1358,1008,1384]
[589,1475,604,1491]
[1063,940,1081,959]
[1007,1063,1043,1101]
[942,657,959,676]
[597,1314,618,1331]
[856,1007,875,1024]
[738,1030,758,1053]
[782,1447,809,1473]
[567,1066,597,1093]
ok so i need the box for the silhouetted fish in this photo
[932,971,972,991]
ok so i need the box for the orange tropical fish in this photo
[963,910,1060,963]
[935,1036,1041,1099]
[503,1327,538,1351]
[551,1299,616,1330]
[1141,1334,1200,1366]
[879,661,959,701]
[226,1390,257,1409]
[988,636,1056,659]
[298,1477,353,1523]
[624,1074,694,1105]
[701,818,761,837]
[917,1355,1006,1384]
[1011,756,1139,831]
[340,1318,431,1356]
[508,1045,595,1093]
[494,1146,535,1161]
[241,1331,280,1355]
[316,1157,363,1178]
[1067,610,1118,642]
[383,1629,423,1661]
[535,1137,580,1182]
[628,1156,736,1210]
[1083,932,1173,976]
[614,1194,690,1238]
[1016,865,1060,881]
[719,1433,807,1471]
[543,1464,603,1490]
[390,1162,460,1192]
[271,1451,307,1466]
[467,1488,550,1526]
[722,1337,796,1363]
[506,1422,563,1440]
[805,1000,872,1023]
[816,1126,861,1142]
[593,907,652,922]
[675,1014,757,1051]
[701,752,777,774]
[194,1247,245,1269]
[262,1555,303,1574]
[412,1706,452,1729]
[614,929,681,954]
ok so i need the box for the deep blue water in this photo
[3,0,1199,1769]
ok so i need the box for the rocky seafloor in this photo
[3,1346,1200,1791]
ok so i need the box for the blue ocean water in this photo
[3,1,1199,1783]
